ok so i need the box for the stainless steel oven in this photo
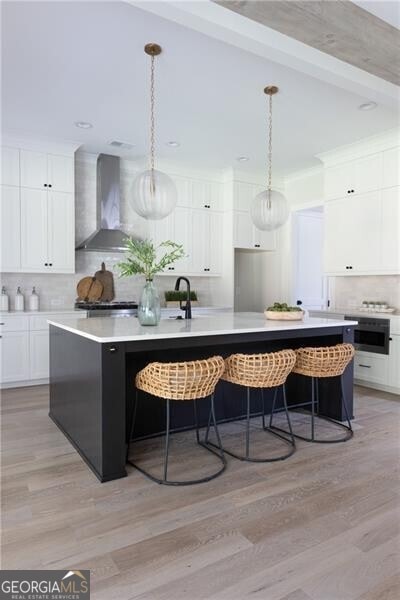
[345,315,390,355]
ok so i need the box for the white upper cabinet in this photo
[233,210,276,250]
[20,150,74,193]
[380,187,400,273]
[324,152,382,201]
[383,147,400,189]
[191,179,221,210]
[47,191,75,272]
[1,147,19,186]
[3,142,76,274]
[20,188,48,272]
[20,150,48,189]
[324,189,399,275]
[48,154,74,192]
[1,186,21,271]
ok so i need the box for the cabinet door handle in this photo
[0,323,4,326]
[108,346,117,353]
[48,184,52,188]
[389,337,393,341]
[44,183,48,187]
[44,263,48,266]
[358,364,371,368]
[49,263,53,266]
[351,189,355,193]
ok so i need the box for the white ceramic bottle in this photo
[0,286,9,312]
[14,287,24,312]
[29,286,39,311]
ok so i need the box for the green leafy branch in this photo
[116,238,185,281]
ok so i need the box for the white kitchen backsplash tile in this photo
[0,153,215,309]
[332,275,400,310]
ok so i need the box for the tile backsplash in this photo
[332,275,400,310]
[1,153,214,310]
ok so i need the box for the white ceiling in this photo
[352,1,400,29]
[2,1,399,175]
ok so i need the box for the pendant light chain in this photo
[268,91,273,193]
[150,53,156,173]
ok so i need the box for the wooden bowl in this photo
[264,310,304,321]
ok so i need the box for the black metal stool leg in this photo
[269,387,278,428]
[163,399,171,482]
[207,383,295,463]
[282,384,295,446]
[245,387,251,459]
[311,377,315,442]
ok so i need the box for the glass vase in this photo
[138,280,161,326]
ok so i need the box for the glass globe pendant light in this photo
[251,86,289,231]
[131,43,177,220]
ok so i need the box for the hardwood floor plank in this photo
[1,384,399,600]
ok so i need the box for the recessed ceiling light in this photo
[74,121,93,129]
[237,156,249,162]
[358,102,377,111]
[166,141,180,147]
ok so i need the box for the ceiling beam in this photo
[127,1,399,109]
[214,0,400,85]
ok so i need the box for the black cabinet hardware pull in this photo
[358,364,371,368]
[108,346,117,353]
[48,184,52,188]
[0,323,4,325]
[389,337,393,341]
[44,263,48,266]
[49,263,53,266]
[44,183,47,187]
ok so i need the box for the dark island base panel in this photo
[49,325,354,482]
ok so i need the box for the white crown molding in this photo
[316,128,400,166]
[284,164,324,183]
[2,133,81,155]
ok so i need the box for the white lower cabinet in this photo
[29,330,50,380]
[354,351,389,386]
[0,331,30,383]
[388,336,400,390]
[0,312,87,387]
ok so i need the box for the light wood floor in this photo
[1,384,399,600]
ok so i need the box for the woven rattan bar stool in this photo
[206,350,297,462]
[126,356,226,486]
[270,343,355,443]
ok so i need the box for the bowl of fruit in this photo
[264,302,304,321]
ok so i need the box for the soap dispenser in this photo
[29,287,39,311]
[14,287,24,312]
[0,286,9,312]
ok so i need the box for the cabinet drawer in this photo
[354,352,389,385]
[0,315,29,332]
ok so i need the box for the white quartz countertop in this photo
[47,312,358,344]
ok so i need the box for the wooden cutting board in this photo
[76,276,103,302]
[94,262,115,302]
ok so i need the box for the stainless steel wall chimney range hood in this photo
[76,154,131,252]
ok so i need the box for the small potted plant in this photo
[117,239,185,326]
[164,290,198,308]
[264,302,304,321]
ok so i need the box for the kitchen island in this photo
[48,313,356,482]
